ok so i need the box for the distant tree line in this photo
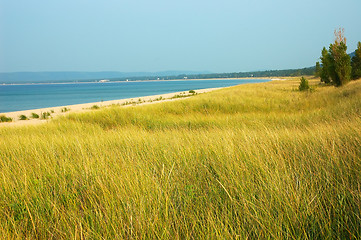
[315,28,361,86]
[109,29,361,84]
[109,67,316,82]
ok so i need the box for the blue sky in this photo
[0,0,360,73]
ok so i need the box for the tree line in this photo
[110,67,316,82]
[316,28,361,86]
[109,28,361,83]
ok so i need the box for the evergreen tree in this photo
[328,28,352,86]
[351,41,361,80]
[320,47,331,83]
[299,77,310,91]
[315,61,321,78]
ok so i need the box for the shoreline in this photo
[0,77,271,86]
[0,87,224,127]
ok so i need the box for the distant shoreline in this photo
[0,87,226,127]
[0,77,271,86]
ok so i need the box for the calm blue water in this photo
[0,79,268,113]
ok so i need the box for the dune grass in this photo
[0,79,360,239]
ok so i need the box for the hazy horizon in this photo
[1,0,361,73]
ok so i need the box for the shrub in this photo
[0,115,12,122]
[61,107,70,113]
[31,113,39,119]
[41,112,51,119]
[172,94,182,99]
[19,115,28,120]
[91,105,100,109]
[299,77,310,91]
[189,90,196,94]
[154,97,163,101]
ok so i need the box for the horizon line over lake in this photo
[0,79,269,113]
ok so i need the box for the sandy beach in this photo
[0,87,223,127]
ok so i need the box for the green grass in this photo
[0,79,360,239]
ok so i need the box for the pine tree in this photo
[320,47,331,83]
[328,28,352,86]
[299,77,310,91]
[315,61,321,78]
[351,41,361,80]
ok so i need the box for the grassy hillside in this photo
[0,79,360,239]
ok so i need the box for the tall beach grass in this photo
[0,79,360,239]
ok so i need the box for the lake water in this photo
[0,79,269,113]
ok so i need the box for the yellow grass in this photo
[0,78,360,239]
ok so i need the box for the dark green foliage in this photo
[189,90,196,94]
[106,68,316,82]
[61,107,70,113]
[19,115,28,120]
[351,42,361,80]
[31,113,39,119]
[0,115,12,122]
[328,42,352,86]
[91,105,100,109]
[319,29,353,87]
[299,77,310,91]
[315,62,321,77]
[41,112,51,119]
[320,47,331,83]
